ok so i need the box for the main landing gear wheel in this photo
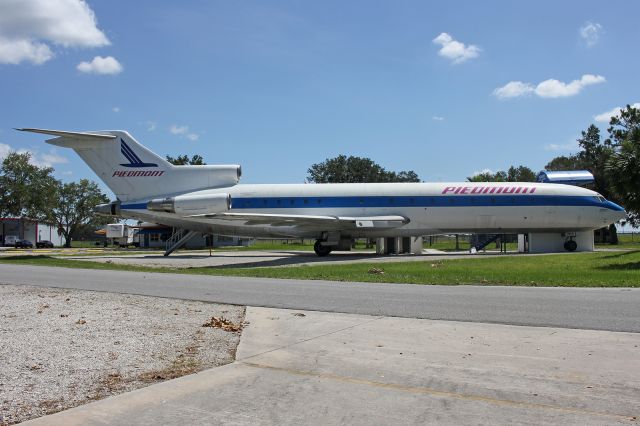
[314,240,332,257]
[564,240,577,252]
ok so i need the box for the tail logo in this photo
[120,139,158,168]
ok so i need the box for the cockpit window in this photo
[594,195,606,203]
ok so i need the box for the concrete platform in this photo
[24,307,640,425]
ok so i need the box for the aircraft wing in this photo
[186,212,409,229]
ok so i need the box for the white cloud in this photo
[77,56,122,75]
[170,125,188,135]
[492,81,534,99]
[494,74,605,99]
[0,37,53,65]
[544,140,579,151]
[432,32,480,64]
[146,121,157,131]
[170,125,199,141]
[112,106,120,113]
[432,116,445,121]
[38,151,68,167]
[535,74,605,98]
[472,168,494,176]
[0,142,68,167]
[0,143,11,160]
[0,0,109,65]
[594,103,640,123]
[580,21,602,47]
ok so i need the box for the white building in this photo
[1,218,65,246]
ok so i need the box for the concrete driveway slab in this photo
[23,307,639,425]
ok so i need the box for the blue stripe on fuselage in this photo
[121,202,147,210]
[120,195,622,211]
[230,195,614,209]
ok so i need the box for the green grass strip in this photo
[1,250,639,287]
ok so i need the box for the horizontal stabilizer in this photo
[16,128,116,140]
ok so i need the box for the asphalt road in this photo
[2,264,639,332]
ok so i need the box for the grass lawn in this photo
[596,233,640,250]
[2,250,639,287]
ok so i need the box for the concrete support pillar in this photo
[409,236,423,254]
[527,231,594,253]
[518,234,528,253]
[376,236,423,255]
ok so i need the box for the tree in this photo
[467,171,507,182]
[467,165,536,182]
[576,124,614,199]
[545,125,619,242]
[546,125,614,199]
[506,165,537,182]
[166,154,206,165]
[0,152,58,221]
[544,155,583,171]
[50,179,110,247]
[307,155,420,183]
[606,105,640,225]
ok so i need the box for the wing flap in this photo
[186,212,409,229]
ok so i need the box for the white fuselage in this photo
[119,182,625,239]
[18,128,626,246]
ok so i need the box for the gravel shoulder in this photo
[0,284,245,425]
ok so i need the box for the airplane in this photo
[17,128,626,256]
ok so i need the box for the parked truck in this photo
[106,224,138,247]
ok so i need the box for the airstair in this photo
[164,228,200,256]
[472,234,500,251]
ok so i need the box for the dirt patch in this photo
[0,285,245,425]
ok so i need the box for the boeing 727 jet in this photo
[18,128,626,256]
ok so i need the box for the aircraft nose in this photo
[605,201,626,222]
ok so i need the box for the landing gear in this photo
[314,240,333,257]
[563,240,577,252]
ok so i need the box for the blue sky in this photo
[1,0,639,198]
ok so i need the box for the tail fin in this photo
[17,128,241,202]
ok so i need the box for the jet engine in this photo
[94,201,121,216]
[147,193,231,215]
[205,165,242,187]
